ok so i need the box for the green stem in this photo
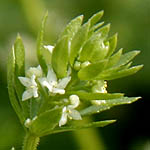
[22,132,40,150]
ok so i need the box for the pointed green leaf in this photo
[44,120,116,136]
[97,65,143,80]
[88,10,104,27]
[80,97,141,116]
[115,50,140,67]
[14,35,25,98]
[37,12,48,74]
[14,35,29,118]
[95,24,110,39]
[106,48,123,69]
[30,107,62,136]
[88,22,104,38]
[42,46,53,65]
[79,34,108,62]
[70,22,90,66]
[52,36,69,78]
[78,60,108,80]
[60,15,83,39]
[7,48,25,124]
[106,33,118,57]
[67,91,124,100]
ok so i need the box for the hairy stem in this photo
[22,132,40,150]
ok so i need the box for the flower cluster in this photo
[7,11,142,139]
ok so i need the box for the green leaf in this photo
[67,91,124,101]
[44,120,115,135]
[78,60,108,80]
[106,33,118,57]
[106,48,123,69]
[52,36,69,78]
[94,24,110,39]
[30,107,62,136]
[14,35,25,98]
[14,35,29,118]
[79,34,108,62]
[37,11,48,74]
[60,15,83,39]
[115,50,140,67]
[88,22,104,38]
[70,22,90,66]
[42,46,53,65]
[80,97,141,116]
[97,65,143,80]
[88,10,104,27]
[7,48,25,124]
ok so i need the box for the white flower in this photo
[59,95,82,127]
[26,65,42,78]
[39,68,71,95]
[18,75,38,101]
[44,45,54,53]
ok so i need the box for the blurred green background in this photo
[0,0,149,150]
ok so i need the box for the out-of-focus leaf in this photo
[7,48,25,124]
[60,15,83,40]
[80,97,141,116]
[14,35,29,118]
[114,50,140,67]
[67,91,124,100]
[78,60,108,80]
[44,120,116,136]
[70,22,90,66]
[106,48,122,69]
[52,36,69,78]
[88,10,104,27]
[106,33,118,57]
[37,12,48,74]
[97,65,143,80]
[30,107,62,136]
[79,34,108,62]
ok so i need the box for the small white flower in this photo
[44,45,54,53]
[39,68,71,95]
[26,65,42,78]
[24,118,32,128]
[18,75,38,101]
[59,95,82,127]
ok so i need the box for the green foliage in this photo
[37,11,48,74]
[7,11,143,149]
[52,36,69,78]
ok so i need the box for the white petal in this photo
[53,88,65,94]
[22,89,33,101]
[68,109,82,120]
[42,80,53,92]
[44,45,54,53]
[57,76,71,89]
[18,77,32,87]
[68,95,80,109]
[33,87,38,98]
[47,68,57,82]
[59,107,68,126]
[31,75,37,86]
